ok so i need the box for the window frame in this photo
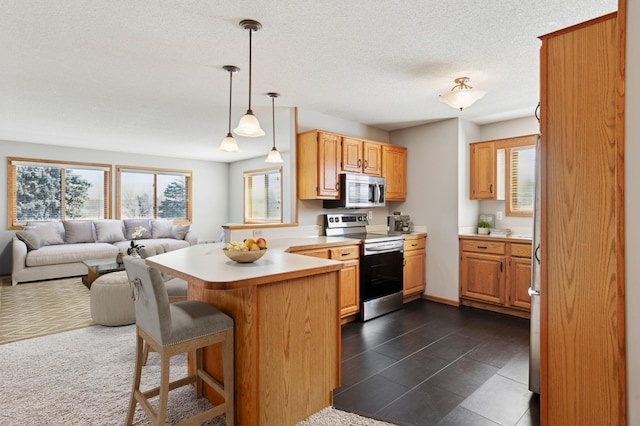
[7,157,112,230]
[116,165,192,224]
[495,135,537,217]
[243,166,283,224]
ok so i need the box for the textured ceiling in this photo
[0,1,617,162]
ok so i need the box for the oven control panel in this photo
[325,213,368,229]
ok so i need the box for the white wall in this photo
[458,119,481,232]
[390,119,461,302]
[625,1,639,422]
[0,140,229,274]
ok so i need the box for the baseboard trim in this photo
[421,294,460,307]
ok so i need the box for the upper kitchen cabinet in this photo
[469,141,497,199]
[342,137,382,176]
[297,130,341,199]
[382,144,407,201]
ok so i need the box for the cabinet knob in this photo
[358,159,362,167]
[489,183,493,194]
[364,160,368,168]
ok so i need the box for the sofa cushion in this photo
[24,222,64,246]
[171,224,190,240]
[25,243,119,267]
[151,220,173,238]
[16,230,44,250]
[124,219,152,239]
[63,221,94,244]
[94,220,125,243]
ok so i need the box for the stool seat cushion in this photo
[166,301,234,346]
[90,270,135,326]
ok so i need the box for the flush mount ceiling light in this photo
[439,77,486,110]
[218,65,240,152]
[264,92,284,163]
[234,19,265,138]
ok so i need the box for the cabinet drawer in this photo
[510,243,532,258]
[295,248,330,259]
[404,238,425,251]
[330,245,360,261]
[461,240,505,255]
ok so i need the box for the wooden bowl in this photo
[222,247,267,263]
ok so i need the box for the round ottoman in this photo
[90,270,136,326]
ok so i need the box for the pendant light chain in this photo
[248,27,253,112]
[228,70,234,134]
[271,95,275,148]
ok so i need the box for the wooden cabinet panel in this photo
[338,259,359,317]
[382,145,407,201]
[460,252,505,305]
[403,238,425,252]
[460,240,505,255]
[292,248,330,259]
[507,257,532,310]
[329,245,359,261]
[510,243,532,258]
[342,137,362,172]
[404,248,425,297]
[362,141,382,176]
[297,130,341,200]
[470,141,497,200]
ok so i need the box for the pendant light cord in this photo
[227,71,233,134]
[272,96,276,148]
[248,28,253,112]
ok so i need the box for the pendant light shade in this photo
[439,77,486,110]
[219,65,240,152]
[265,92,284,163]
[234,20,265,137]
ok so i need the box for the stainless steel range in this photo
[323,213,404,321]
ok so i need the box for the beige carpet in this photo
[0,277,94,345]
[0,324,397,425]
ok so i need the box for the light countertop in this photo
[459,233,533,242]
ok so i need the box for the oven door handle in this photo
[365,245,402,253]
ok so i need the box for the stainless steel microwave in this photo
[323,173,386,209]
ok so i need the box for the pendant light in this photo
[265,92,284,163]
[439,77,486,110]
[234,19,265,137]
[218,65,240,152]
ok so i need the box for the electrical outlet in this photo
[496,211,504,221]
[253,229,262,238]
[368,210,373,220]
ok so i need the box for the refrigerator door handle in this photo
[534,243,541,264]
[528,287,541,297]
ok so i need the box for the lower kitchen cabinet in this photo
[459,237,531,318]
[403,235,426,301]
[290,244,360,321]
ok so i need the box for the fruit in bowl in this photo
[223,239,268,263]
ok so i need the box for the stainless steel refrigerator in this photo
[528,135,541,394]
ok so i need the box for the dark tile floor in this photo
[334,300,539,426]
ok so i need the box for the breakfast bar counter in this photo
[145,241,345,426]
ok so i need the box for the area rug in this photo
[0,277,94,345]
[0,325,396,425]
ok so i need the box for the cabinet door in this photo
[470,141,496,200]
[404,248,425,297]
[362,141,382,176]
[507,257,532,310]
[460,252,505,304]
[318,132,341,198]
[338,259,360,317]
[342,137,362,173]
[382,145,407,201]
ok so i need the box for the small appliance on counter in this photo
[388,213,413,234]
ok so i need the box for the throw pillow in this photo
[16,230,43,250]
[94,220,125,243]
[151,220,173,238]
[24,222,64,245]
[63,221,94,244]
[171,224,190,240]
[124,219,151,239]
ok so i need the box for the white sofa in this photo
[11,219,197,286]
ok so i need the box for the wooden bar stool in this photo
[124,257,234,426]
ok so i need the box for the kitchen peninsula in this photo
[145,239,353,426]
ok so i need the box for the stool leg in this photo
[222,329,235,426]
[125,330,144,425]
[194,348,202,397]
[142,342,150,366]
[157,352,171,425]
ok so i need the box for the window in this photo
[7,157,112,229]
[505,145,536,216]
[244,167,282,223]
[117,166,192,223]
